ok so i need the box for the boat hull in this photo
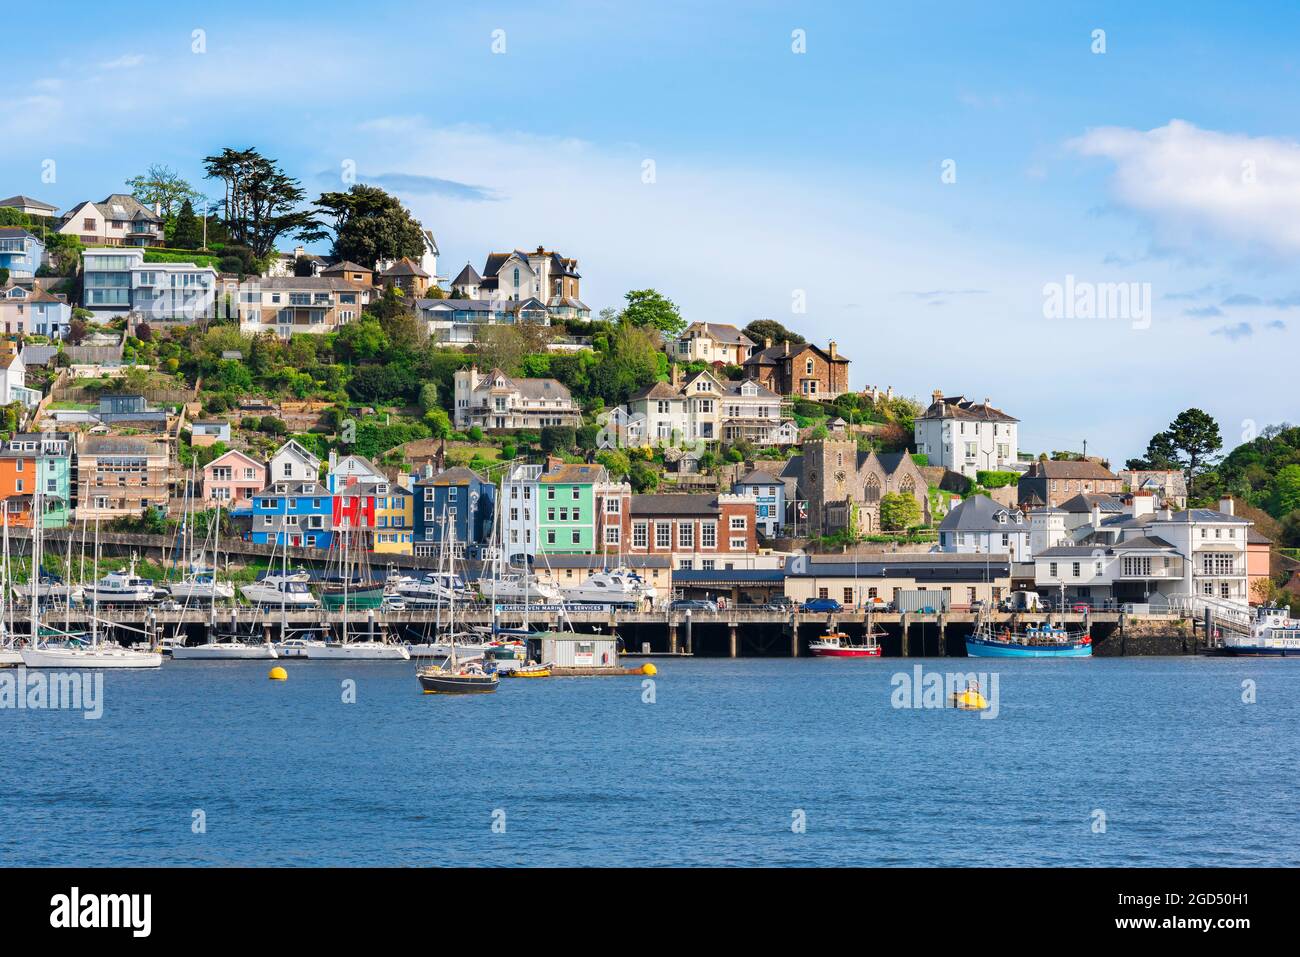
[20,646,163,668]
[809,645,882,658]
[966,637,1092,658]
[320,587,386,610]
[418,671,498,694]
[301,642,410,660]
[405,642,488,660]
[168,583,236,602]
[170,643,278,660]
[1221,645,1300,657]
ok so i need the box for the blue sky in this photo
[5,1,1298,461]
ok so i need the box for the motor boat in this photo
[241,574,319,607]
[389,572,473,606]
[168,571,236,603]
[84,563,165,605]
[561,568,655,607]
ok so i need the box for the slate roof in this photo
[540,464,608,485]
[0,195,57,213]
[415,466,489,487]
[919,394,1018,423]
[630,493,722,515]
[379,257,429,278]
[451,263,481,286]
[1023,459,1117,480]
[320,261,372,276]
[1056,492,1126,513]
[938,495,1027,532]
[736,469,781,486]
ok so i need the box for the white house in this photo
[1034,498,1253,607]
[452,366,581,432]
[667,322,755,366]
[501,462,543,560]
[914,391,1019,479]
[733,469,785,538]
[327,453,389,494]
[0,346,37,407]
[622,369,790,448]
[936,495,1032,561]
[269,439,321,483]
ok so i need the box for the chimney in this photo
[764,337,772,349]
[828,340,838,358]
[783,340,790,355]
[1158,506,1172,521]
[1131,491,1155,519]
[1091,503,1101,530]
[984,397,990,406]
[932,389,943,404]
[670,363,681,387]
[1219,496,1234,516]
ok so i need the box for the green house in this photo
[537,463,608,554]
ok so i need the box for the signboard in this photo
[574,641,595,666]
[495,603,630,613]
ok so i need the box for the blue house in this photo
[251,479,334,549]
[412,466,497,558]
[0,228,43,278]
[733,468,785,538]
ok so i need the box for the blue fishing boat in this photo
[966,620,1092,658]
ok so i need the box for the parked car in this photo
[670,599,717,613]
[765,595,795,611]
[1070,602,1091,613]
[863,597,895,612]
[801,597,843,613]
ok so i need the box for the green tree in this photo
[313,184,426,269]
[127,164,203,219]
[202,147,319,257]
[618,289,685,337]
[540,426,576,453]
[172,198,202,249]
[880,492,921,530]
[1271,465,1300,517]
[334,317,389,362]
[1131,409,1223,502]
[742,318,805,346]
[595,449,631,479]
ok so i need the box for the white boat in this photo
[168,572,236,603]
[477,572,562,604]
[85,562,165,605]
[561,568,655,606]
[170,637,278,660]
[1222,605,1300,656]
[21,642,163,669]
[405,637,488,660]
[390,572,472,605]
[300,640,410,660]
[18,578,84,603]
[242,574,318,607]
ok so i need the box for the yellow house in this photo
[373,485,414,554]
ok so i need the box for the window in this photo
[729,537,747,550]
[633,522,648,548]
[572,487,580,500]
[818,588,828,599]
[605,527,620,545]
[605,497,621,514]
[843,588,853,604]
[701,522,717,548]
[655,522,671,548]
[729,516,747,531]
[1049,562,1058,578]
[679,523,694,548]
[546,530,556,545]
[571,530,580,545]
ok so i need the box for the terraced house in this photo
[412,466,496,558]
[626,493,760,570]
[537,463,609,554]
[10,432,73,528]
[75,435,170,521]
[251,480,333,550]
[0,282,71,338]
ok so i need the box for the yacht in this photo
[170,631,278,659]
[241,573,319,607]
[21,640,162,669]
[561,568,656,607]
[84,563,166,605]
[477,572,562,604]
[168,571,236,603]
[390,571,473,606]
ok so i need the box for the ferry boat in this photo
[809,627,883,658]
[1221,605,1300,656]
[966,620,1092,658]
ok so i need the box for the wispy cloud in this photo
[1211,322,1254,340]
[368,172,500,202]
[100,54,146,70]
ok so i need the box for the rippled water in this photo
[3,656,1297,866]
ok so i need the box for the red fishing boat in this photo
[808,628,882,658]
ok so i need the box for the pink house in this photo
[203,450,266,507]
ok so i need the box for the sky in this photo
[5,0,1299,462]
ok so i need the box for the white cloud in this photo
[100,53,146,70]
[1070,119,1300,257]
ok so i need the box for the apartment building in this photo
[237,276,372,338]
[452,365,581,432]
[75,435,170,521]
[626,493,760,570]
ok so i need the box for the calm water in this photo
[3,656,1298,866]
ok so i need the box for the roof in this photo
[937,495,1027,532]
[1056,492,1126,513]
[273,439,320,467]
[1024,459,1117,481]
[673,569,786,585]
[79,436,165,455]
[540,464,608,485]
[540,554,670,569]
[320,260,372,275]
[630,493,721,515]
[379,257,429,278]
[256,276,372,292]
[686,322,755,346]
[919,394,1018,423]
[0,227,38,241]
[0,195,57,212]
[742,340,848,367]
[792,553,1010,579]
[451,263,482,286]
[415,466,490,487]
[205,448,264,471]
[70,193,161,225]
[736,469,781,486]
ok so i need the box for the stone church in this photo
[785,438,932,535]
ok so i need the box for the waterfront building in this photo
[626,492,761,570]
[537,463,607,555]
[374,484,414,555]
[936,495,1032,561]
[412,466,497,558]
[74,435,170,521]
[732,469,785,538]
[914,391,1020,480]
[783,552,1012,610]
[251,480,333,549]
[327,454,388,494]
[501,462,543,561]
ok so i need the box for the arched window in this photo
[899,477,916,497]
[864,475,881,502]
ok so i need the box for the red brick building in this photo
[627,493,759,569]
[742,339,850,398]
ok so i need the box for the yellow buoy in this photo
[950,689,988,710]
[641,663,657,676]
[268,666,288,681]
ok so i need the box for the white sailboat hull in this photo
[0,647,23,666]
[168,581,236,602]
[478,578,563,603]
[405,641,487,660]
[20,646,163,669]
[241,583,318,607]
[302,641,410,660]
[170,642,277,660]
